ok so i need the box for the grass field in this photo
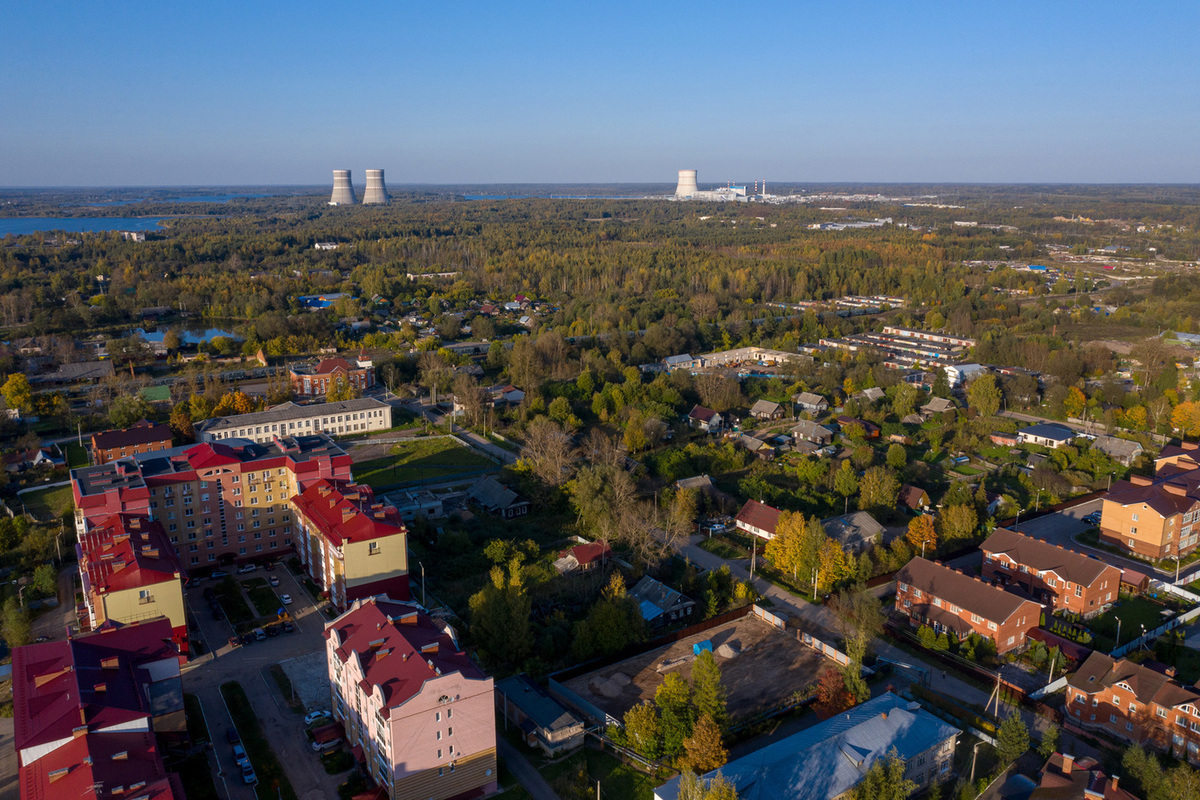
[352,438,495,488]
[1089,595,1175,648]
[21,484,73,518]
[539,747,663,800]
[63,442,89,468]
[697,536,746,559]
[242,578,282,617]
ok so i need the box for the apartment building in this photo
[981,528,1120,617]
[77,514,188,654]
[292,480,409,611]
[1099,468,1200,560]
[290,355,375,398]
[71,435,353,572]
[895,557,1041,653]
[13,619,185,800]
[91,419,173,465]
[196,397,393,443]
[325,597,497,800]
[1067,651,1200,763]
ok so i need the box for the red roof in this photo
[314,357,355,374]
[80,514,181,594]
[324,597,483,713]
[20,729,184,800]
[735,499,781,535]
[291,480,406,546]
[689,405,717,423]
[177,442,242,470]
[561,541,612,565]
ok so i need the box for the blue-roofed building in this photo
[629,576,696,628]
[1018,423,1077,449]
[496,674,585,756]
[654,692,961,800]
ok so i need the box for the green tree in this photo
[967,374,1002,418]
[327,374,361,402]
[683,714,728,774]
[691,650,728,731]
[572,573,646,660]
[32,564,57,598]
[678,771,739,800]
[1,597,31,648]
[467,561,532,669]
[892,382,918,419]
[996,711,1030,765]
[834,460,859,505]
[623,701,661,760]
[656,672,695,758]
[853,752,916,800]
[168,403,194,441]
[886,443,907,471]
[1037,722,1060,760]
[1,373,33,414]
[108,394,153,429]
[829,583,884,669]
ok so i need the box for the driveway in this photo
[183,564,345,800]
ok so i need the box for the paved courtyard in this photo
[279,649,333,713]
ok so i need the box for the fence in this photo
[1110,603,1200,658]
[1029,675,1069,701]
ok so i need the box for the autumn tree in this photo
[1,373,33,414]
[1172,402,1200,438]
[656,672,695,758]
[829,583,884,671]
[623,702,661,760]
[891,382,918,419]
[327,374,361,402]
[1063,386,1087,419]
[467,561,532,670]
[813,667,856,719]
[1,597,31,648]
[905,514,937,556]
[683,714,728,774]
[859,466,899,514]
[677,771,738,800]
[940,504,978,543]
[833,460,859,509]
[695,372,743,413]
[817,537,850,592]
[886,443,907,471]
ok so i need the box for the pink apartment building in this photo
[325,596,497,800]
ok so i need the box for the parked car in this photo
[311,737,342,752]
[280,594,293,605]
[252,627,267,641]
[232,744,249,768]
[241,764,258,785]
[282,621,296,633]
[304,709,331,726]
[211,608,225,621]
[239,633,254,646]
[265,561,276,571]
[237,564,257,574]
[1084,511,1102,524]
[265,625,280,638]
[226,728,241,745]
[269,576,281,587]
[228,635,240,648]
[210,570,229,579]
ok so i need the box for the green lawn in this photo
[241,578,282,617]
[174,694,220,800]
[697,536,746,559]
[21,484,74,518]
[352,438,495,488]
[63,442,89,468]
[1089,596,1175,646]
[214,577,256,626]
[538,747,663,800]
[221,681,299,800]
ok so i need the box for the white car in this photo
[237,564,257,574]
[304,709,331,725]
[280,594,293,605]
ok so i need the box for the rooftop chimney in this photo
[1109,776,1119,795]
[1062,753,1075,775]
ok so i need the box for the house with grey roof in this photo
[1092,435,1144,466]
[791,419,834,446]
[855,387,886,404]
[1019,423,1077,449]
[629,576,695,627]
[196,397,393,443]
[496,674,585,756]
[821,511,885,553]
[467,476,530,519]
[654,692,960,800]
[749,399,785,420]
[793,392,829,414]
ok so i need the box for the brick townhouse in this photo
[325,596,497,800]
[91,419,173,465]
[1099,465,1200,560]
[290,355,375,398]
[895,557,1042,653]
[981,528,1121,617]
[71,435,352,572]
[1067,651,1200,764]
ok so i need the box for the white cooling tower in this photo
[330,170,356,205]
[362,169,389,205]
[675,169,699,198]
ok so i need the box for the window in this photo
[1159,708,1169,718]
[436,731,441,740]
[1076,586,1083,597]
[1132,513,1139,521]
[368,542,380,556]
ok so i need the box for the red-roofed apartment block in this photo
[290,355,375,398]
[13,618,185,800]
[324,596,497,800]
[292,480,409,611]
[77,514,188,654]
[90,419,173,465]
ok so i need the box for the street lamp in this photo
[1116,617,1122,648]
[419,561,426,607]
[970,741,983,783]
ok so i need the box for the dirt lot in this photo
[564,615,831,722]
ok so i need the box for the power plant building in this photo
[330,169,356,205]
[673,169,749,202]
[363,168,389,205]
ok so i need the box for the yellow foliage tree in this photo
[905,515,937,556]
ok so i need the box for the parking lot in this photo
[182,563,348,800]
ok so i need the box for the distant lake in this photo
[0,217,167,236]
[68,191,296,206]
[134,327,242,344]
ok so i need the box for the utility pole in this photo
[750,537,756,581]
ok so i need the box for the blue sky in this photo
[2,1,1198,185]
